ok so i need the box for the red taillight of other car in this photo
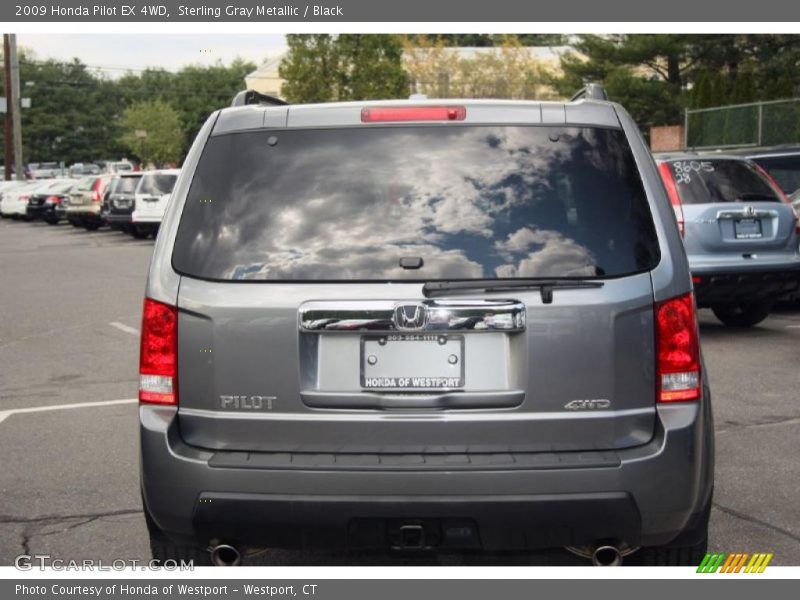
[657,162,685,237]
[656,293,701,402]
[46,195,61,205]
[361,106,466,123]
[139,298,178,405]
[92,178,103,203]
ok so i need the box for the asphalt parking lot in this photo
[1,217,799,567]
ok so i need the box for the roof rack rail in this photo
[231,90,288,107]
[571,83,609,102]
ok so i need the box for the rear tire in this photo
[84,222,100,231]
[131,227,149,239]
[712,302,771,327]
[143,502,211,566]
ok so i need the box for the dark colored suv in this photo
[139,88,714,566]
[103,172,144,234]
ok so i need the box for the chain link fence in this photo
[684,98,800,150]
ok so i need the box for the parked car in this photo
[140,88,714,567]
[791,188,800,212]
[102,172,143,233]
[65,174,113,230]
[733,146,800,198]
[130,169,180,238]
[26,179,78,224]
[0,180,61,219]
[27,162,62,179]
[68,163,102,177]
[656,153,800,326]
[0,180,29,216]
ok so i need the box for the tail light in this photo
[139,298,178,405]
[754,164,800,236]
[361,106,466,123]
[92,178,103,203]
[45,195,61,205]
[658,162,684,237]
[20,194,29,204]
[655,293,701,402]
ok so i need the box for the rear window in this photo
[750,155,800,195]
[76,177,98,191]
[668,159,782,205]
[139,174,177,196]
[173,126,659,281]
[113,175,142,194]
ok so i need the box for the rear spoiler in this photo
[571,83,609,102]
[231,90,288,107]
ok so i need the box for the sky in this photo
[17,34,287,74]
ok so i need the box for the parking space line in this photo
[0,398,137,425]
[109,321,139,336]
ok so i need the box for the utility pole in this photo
[8,34,23,181]
[3,34,12,180]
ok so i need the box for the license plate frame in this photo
[734,218,763,239]
[360,334,465,391]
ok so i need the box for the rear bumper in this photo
[691,266,800,306]
[105,213,133,225]
[140,392,714,552]
[25,205,47,219]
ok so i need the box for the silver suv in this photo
[656,154,800,326]
[139,87,714,566]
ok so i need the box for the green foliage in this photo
[0,51,253,165]
[119,100,182,166]
[279,34,407,102]
[554,34,800,138]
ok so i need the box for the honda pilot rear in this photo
[140,89,714,566]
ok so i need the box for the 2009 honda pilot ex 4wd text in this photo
[139,88,715,567]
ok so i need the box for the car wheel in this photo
[46,219,59,226]
[712,302,771,327]
[84,222,100,231]
[144,502,211,566]
[69,220,81,228]
[131,227,149,239]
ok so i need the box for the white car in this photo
[130,169,180,238]
[0,180,60,218]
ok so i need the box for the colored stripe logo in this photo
[697,552,773,573]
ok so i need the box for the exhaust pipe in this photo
[210,544,241,566]
[592,545,622,567]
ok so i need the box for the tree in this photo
[278,35,341,103]
[119,100,182,166]
[279,34,408,102]
[336,35,408,100]
[0,53,126,164]
[403,35,550,100]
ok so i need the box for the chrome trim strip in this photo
[299,299,526,333]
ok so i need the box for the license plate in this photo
[361,334,464,390]
[735,218,762,239]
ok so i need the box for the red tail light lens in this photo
[139,298,178,405]
[361,106,466,123]
[656,293,701,402]
[20,194,30,203]
[46,195,61,205]
[92,178,102,203]
[658,162,684,237]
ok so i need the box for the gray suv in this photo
[656,154,800,326]
[139,87,714,566]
